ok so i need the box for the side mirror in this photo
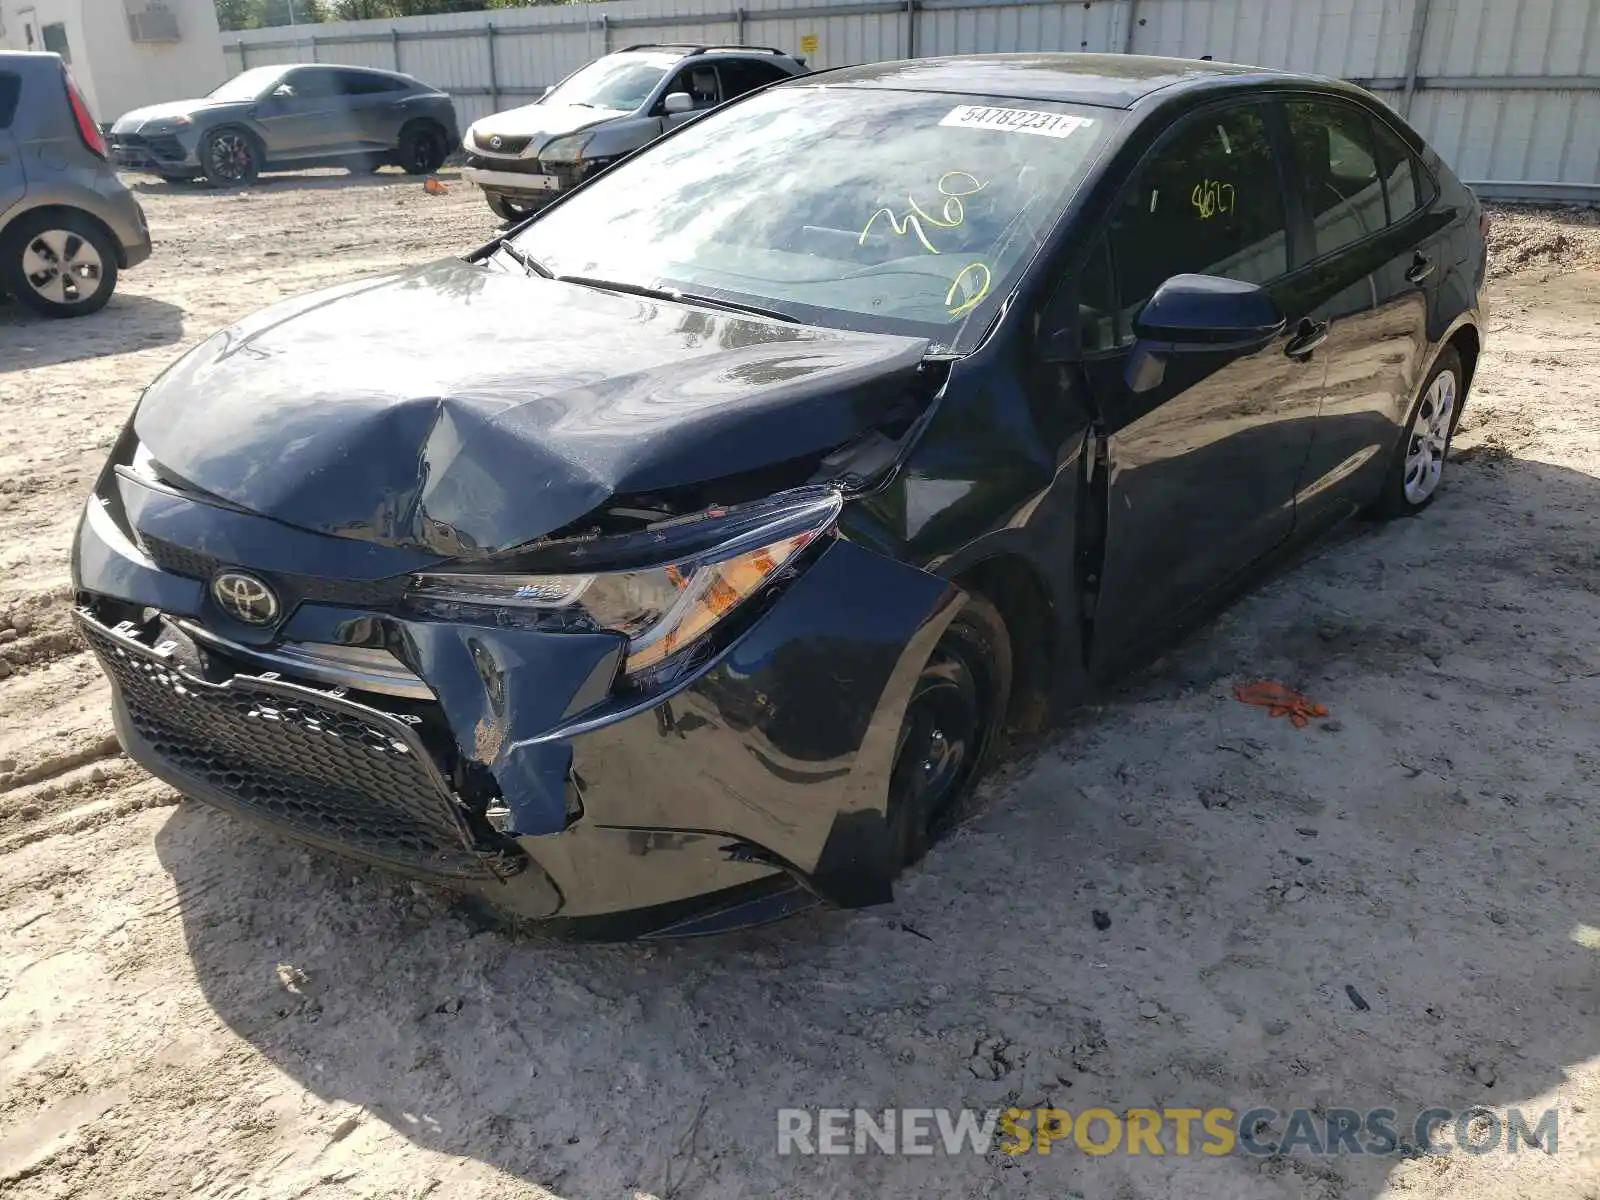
[538,85,552,100]
[663,91,694,114]
[1124,274,1285,393]
[271,83,295,99]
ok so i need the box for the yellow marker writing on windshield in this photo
[945,261,992,317]
[861,171,990,255]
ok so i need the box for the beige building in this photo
[0,0,227,122]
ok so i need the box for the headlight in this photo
[410,491,840,676]
[146,115,193,131]
[538,132,592,164]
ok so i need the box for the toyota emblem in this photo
[212,571,280,626]
[490,134,503,150]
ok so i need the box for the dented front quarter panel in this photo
[390,537,958,915]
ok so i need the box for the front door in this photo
[658,63,722,131]
[1081,101,1326,669]
[253,67,351,159]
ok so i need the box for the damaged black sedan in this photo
[74,54,1486,937]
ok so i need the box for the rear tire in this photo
[0,210,119,318]
[398,123,448,175]
[885,594,1012,867]
[200,127,262,187]
[1374,346,1464,517]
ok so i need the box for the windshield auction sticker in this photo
[938,105,1094,138]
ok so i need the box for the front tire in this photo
[1375,346,1463,517]
[200,128,262,187]
[0,210,119,317]
[398,123,448,175]
[485,192,541,223]
[885,594,1012,866]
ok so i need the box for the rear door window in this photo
[1107,103,1288,341]
[1370,115,1431,222]
[0,74,19,128]
[1285,99,1389,257]
[716,58,790,99]
[338,71,407,96]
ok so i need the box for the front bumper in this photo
[461,151,600,201]
[109,130,199,174]
[72,471,956,937]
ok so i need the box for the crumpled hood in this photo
[112,98,230,131]
[133,257,929,557]
[471,102,619,146]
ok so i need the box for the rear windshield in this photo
[512,86,1117,350]
[0,73,19,129]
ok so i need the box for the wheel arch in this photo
[946,548,1059,736]
[398,114,448,141]
[1447,322,1481,400]
[1,204,125,268]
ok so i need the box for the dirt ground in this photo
[1,171,1598,1200]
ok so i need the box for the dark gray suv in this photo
[0,52,151,318]
[108,64,459,186]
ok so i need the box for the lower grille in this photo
[78,609,522,881]
[111,133,184,162]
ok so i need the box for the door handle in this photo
[1406,252,1435,284]
[1284,319,1329,361]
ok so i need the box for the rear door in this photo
[1080,100,1325,667]
[0,71,23,222]
[1282,96,1451,522]
[336,69,409,150]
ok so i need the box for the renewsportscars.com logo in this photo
[776,1106,1561,1157]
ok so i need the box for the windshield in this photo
[207,67,286,103]
[543,52,679,112]
[512,86,1116,350]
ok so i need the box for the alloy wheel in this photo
[1403,368,1457,505]
[21,229,106,307]
[208,132,253,183]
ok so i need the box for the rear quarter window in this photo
[0,73,19,129]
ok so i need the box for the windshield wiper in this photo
[556,275,799,323]
[498,240,553,278]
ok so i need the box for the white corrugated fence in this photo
[223,0,1600,201]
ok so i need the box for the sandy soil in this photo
[0,177,1598,1200]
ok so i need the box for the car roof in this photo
[798,53,1290,109]
[0,51,65,71]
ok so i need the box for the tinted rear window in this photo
[0,73,19,129]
